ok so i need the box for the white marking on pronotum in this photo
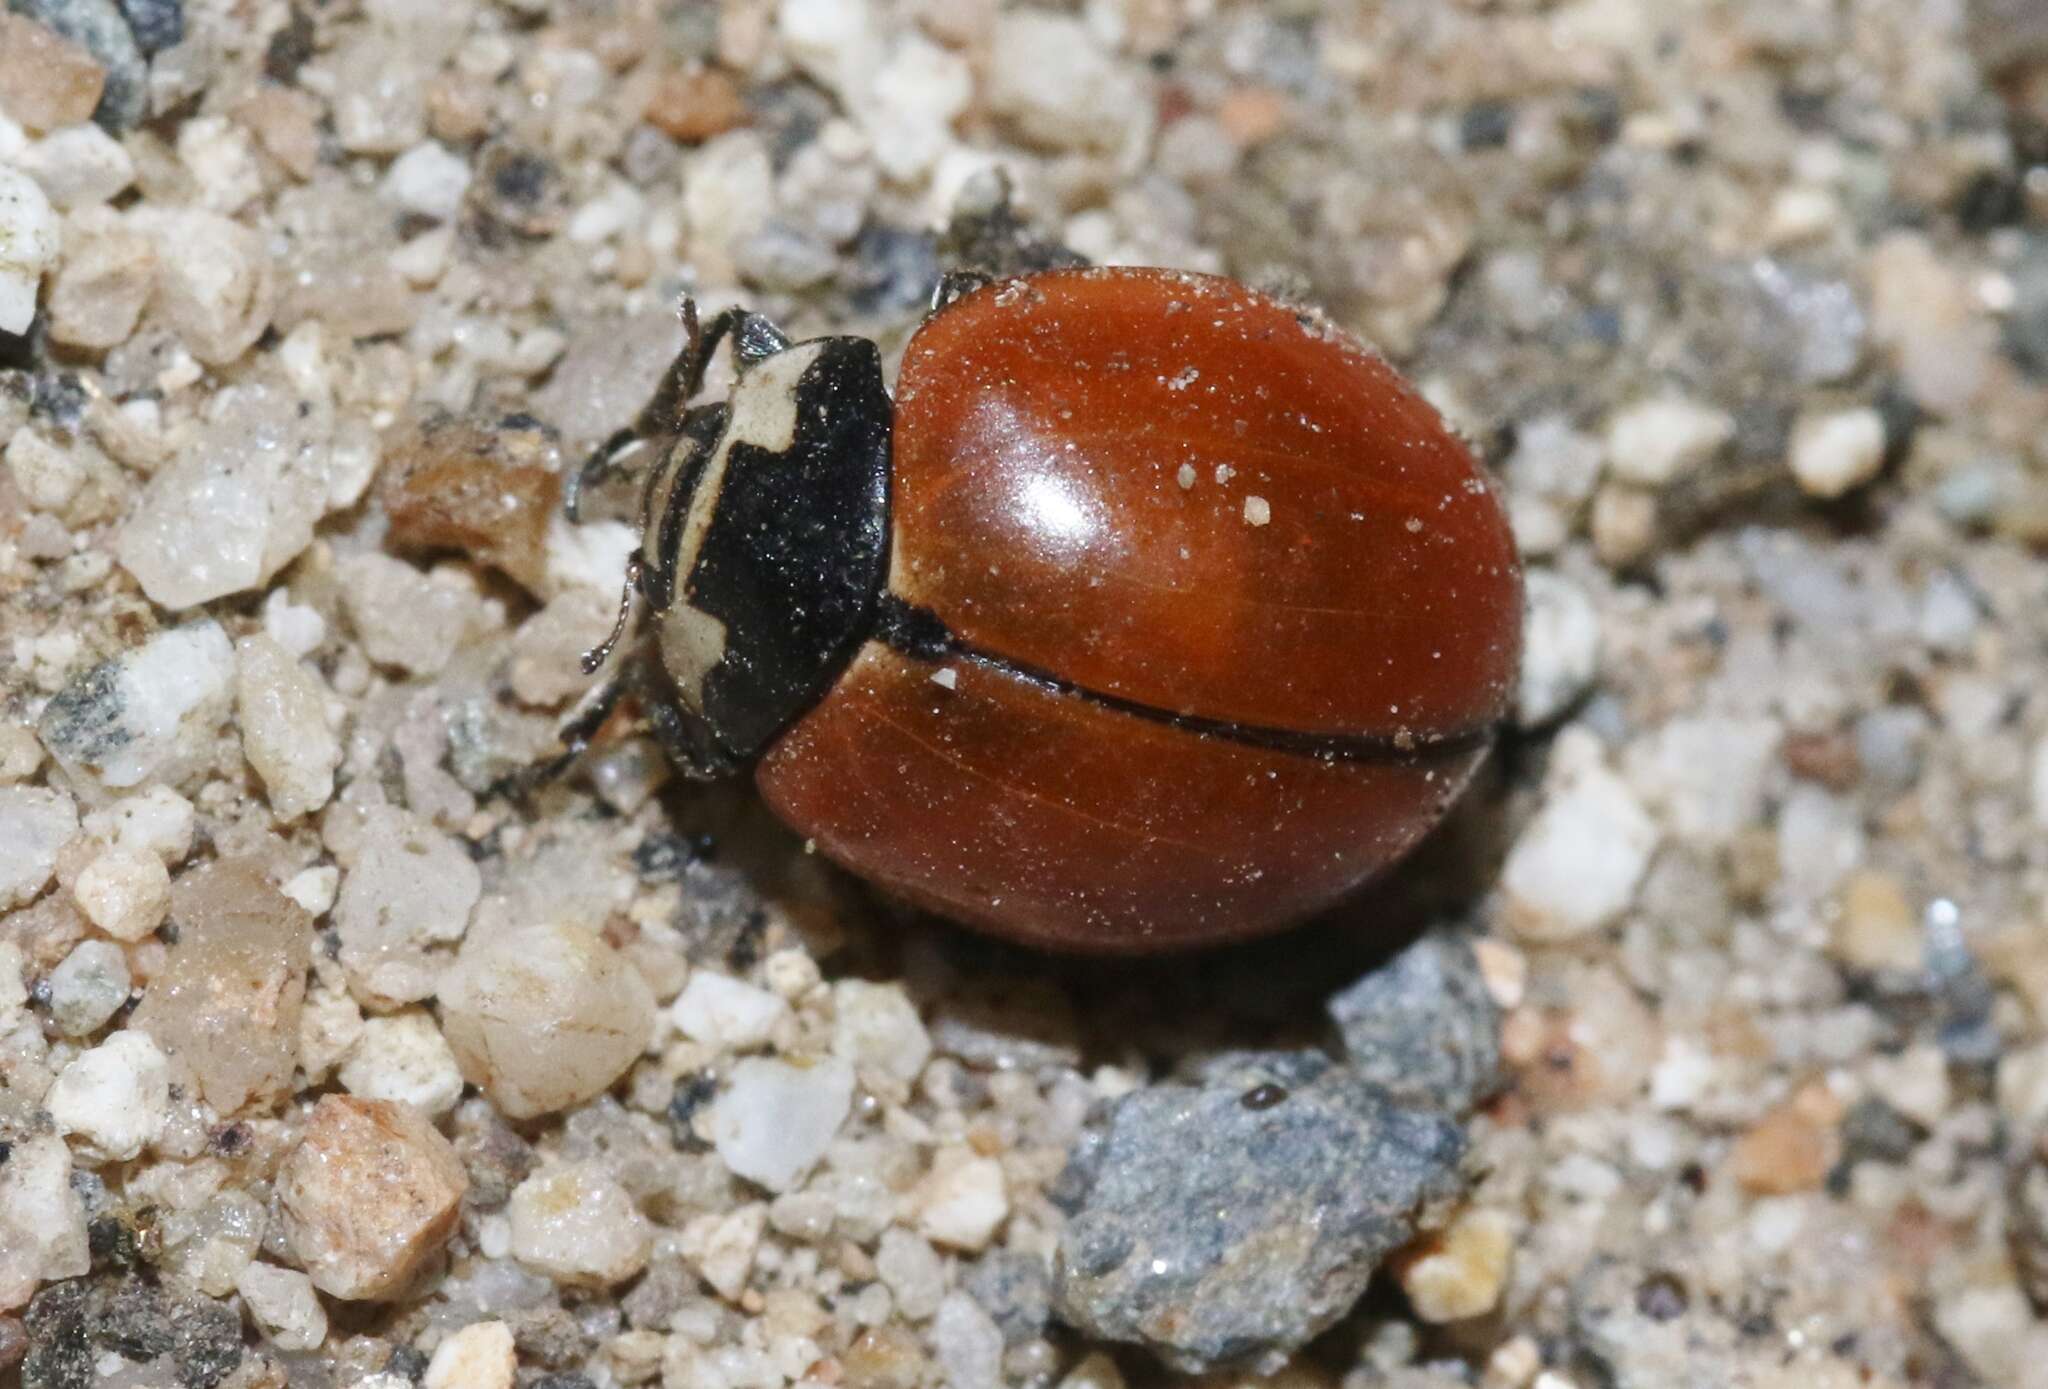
[659,341,829,709]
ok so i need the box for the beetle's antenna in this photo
[632,299,792,437]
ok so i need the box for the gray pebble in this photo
[115,0,179,54]
[37,658,131,767]
[46,939,131,1037]
[1326,933,1503,1116]
[1736,258,1868,387]
[1050,1054,1466,1373]
[961,1251,1052,1346]
[8,0,148,130]
[2004,235,2048,379]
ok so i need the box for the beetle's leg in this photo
[556,663,632,758]
[931,269,995,313]
[581,553,645,676]
[642,688,744,783]
[486,671,633,800]
[566,430,659,525]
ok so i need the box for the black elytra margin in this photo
[673,337,894,773]
[870,593,1499,767]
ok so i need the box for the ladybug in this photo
[572,267,1522,953]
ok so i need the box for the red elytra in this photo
[748,267,1523,952]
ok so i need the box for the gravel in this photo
[1051,1053,1466,1371]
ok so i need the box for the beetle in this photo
[569,266,1522,953]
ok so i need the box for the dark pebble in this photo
[23,1276,240,1389]
[962,1251,1052,1345]
[2011,1140,2048,1311]
[1051,1053,1465,1372]
[1326,932,1503,1116]
[115,0,179,54]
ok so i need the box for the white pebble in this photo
[566,178,646,245]
[508,1164,652,1286]
[2027,738,2048,833]
[262,588,327,658]
[334,807,480,1007]
[125,206,274,365]
[832,979,932,1092]
[932,1292,1005,1389]
[0,1135,90,1306]
[0,942,28,1025]
[339,1011,465,1116]
[424,1321,514,1389]
[672,970,788,1050]
[543,514,637,601]
[83,786,195,863]
[297,984,365,1085]
[176,116,264,214]
[678,1204,766,1301]
[710,1055,855,1192]
[382,141,473,221]
[876,1227,945,1319]
[46,1029,171,1161]
[282,865,340,917]
[1604,395,1734,487]
[1516,569,1601,727]
[391,225,454,286]
[73,846,171,941]
[864,35,972,182]
[983,11,1147,155]
[915,1150,1009,1252]
[236,1263,329,1352]
[1933,1286,2039,1389]
[438,920,655,1118]
[777,0,883,108]
[0,721,43,782]
[1243,495,1271,526]
[17,124,135,209]
[46,939,131,1037]
[1502,730,1659,941]
[39,621,236,792]
[47,207,154,352]
[0,164,59,335]
[338,552,491,677]
[235,634,341,821]
[0,785,76,909]
[1866,1043,1949,1130]
[1623,716,1782,847]
[117,392,320,610]
[6,427,82,511]
[1788,405,1885,499]
[1057,1354,1127,1389]
[762,948,821,1001]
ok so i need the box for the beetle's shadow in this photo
[818,751,1522,1073]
